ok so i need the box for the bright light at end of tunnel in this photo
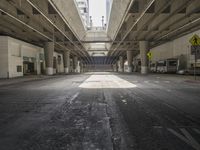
[79,75,137,89]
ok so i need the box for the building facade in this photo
[76,0,90,27]
[106,0,112,24]
[0,36,65,78]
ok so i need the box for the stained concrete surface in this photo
[0,72,200,150]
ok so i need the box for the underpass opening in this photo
[86,56,114,72]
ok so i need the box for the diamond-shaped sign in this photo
[147,52,152,59]
[189,34,200,46]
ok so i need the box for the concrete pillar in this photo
[79,61,85,73]
[119,56,124,72]
[113,63,118,72]
[53,56,57,74]
[127,50,133,72]
[133,58,137,72]
[63,51,70,74]
[79,62,83,73]
[139,41,149,74]
[73,56,78,73]
[116,63,119,72]
[44,42,54,75]
[112,64,115,72]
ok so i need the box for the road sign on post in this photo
[191,45,200,57]
[190,34,200,80]
[189,34,200,46]
[147,52,152,60]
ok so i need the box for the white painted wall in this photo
[0,36,9,78]
[7,37,44,78]
[0,36,66,78]
[8,40,23,78]
[150,29,200,68]
[0,36,46,78]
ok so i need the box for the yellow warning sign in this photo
[189,34,200,46]
[147,52,152,59]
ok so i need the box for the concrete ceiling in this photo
[107,0,200,63]
[0,0,90,63]
[1,0,200,65]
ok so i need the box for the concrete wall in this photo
[150,29,200,68]
[0,36,9,78]
[0,36,65,78]
[0,36,46,78]
[7,37,44,78]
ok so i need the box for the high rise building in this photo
[106,0,112,23]
[76,0,90,27]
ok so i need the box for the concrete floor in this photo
[0,72,200,150]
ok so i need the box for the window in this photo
[78,2,85,5]
[158,61,166,66]
[168,61,177,66]
[17,66,22,72]
[84,8,87,13]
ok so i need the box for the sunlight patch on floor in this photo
[79,75,137,89]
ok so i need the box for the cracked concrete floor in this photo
[0,72,200,150]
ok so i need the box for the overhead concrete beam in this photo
[0,0,90,63]
[109,0,155,56]
[50,0,86,40]
[107,0,136,40]
[26,0,89,59]
[145,0,193,40]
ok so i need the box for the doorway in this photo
[23,61,35,75]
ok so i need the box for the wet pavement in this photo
[0,72,200,150]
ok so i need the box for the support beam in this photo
[139,41,149,74]
[44,42,54,75]
[127,50,133,73]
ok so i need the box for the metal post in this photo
[194,46,197,80]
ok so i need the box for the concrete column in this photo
[139,41,149,74]
[44,42,54,75]
[113,63,118,72]
[133,58,137,72]
[79,62,83,73]
[53,56,57,74]
[119,56,124,72]
[63,51,70,74]
[127,50,133,72]
[80,61,85,73]
[73,56,78,73]
[112,64,115,72]
[116,63,119,72]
